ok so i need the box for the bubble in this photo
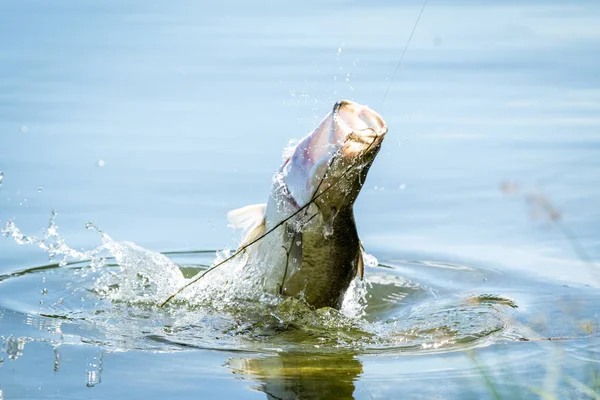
[97,160,105,167]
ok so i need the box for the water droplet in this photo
[337,47,342,56]
[37,186,43,193]
[41,288,47,295]
[4,336,26,360]
[97,160,105,167]
[20,125,29,134]
[86,354,103,387]
[345,73,350,83]
[53,347,60,372]
[399,184,406,190]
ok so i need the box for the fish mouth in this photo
[280,100,388,208]
[332,100,388,156]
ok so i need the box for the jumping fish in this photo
[227,100,387,309]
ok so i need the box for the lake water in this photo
[1,1,599,399]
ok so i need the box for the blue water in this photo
[1,1,599,398]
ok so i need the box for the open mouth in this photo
[333,100,388,142]
[281,100,388,208]
[332,100,388,157]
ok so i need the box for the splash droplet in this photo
[0,171,3,188]
[4,336,26,360]
[86,355,103,387]
[37,186,43,193]
[97,160,105,167]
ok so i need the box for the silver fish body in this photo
[228,100,387,309]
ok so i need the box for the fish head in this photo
[280,100,388,216]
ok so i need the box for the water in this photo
[1,0,599,398]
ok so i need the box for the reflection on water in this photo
[228,352,362,400]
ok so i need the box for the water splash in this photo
[0,213,516,354]
[2,211,102,267]
[341,277,371,318]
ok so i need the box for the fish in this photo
[227,100,387,309]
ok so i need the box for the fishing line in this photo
[160,132,379,307]
[381,0,428,104]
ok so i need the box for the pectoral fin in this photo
[356,243,365,280]
[240,219,266,248]
[227,203,266,231]
[227,203,267,248]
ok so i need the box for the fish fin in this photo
[239,219,266,248]
[356,243,365,280]
[227,204,267,232]
[356,250,364,280]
